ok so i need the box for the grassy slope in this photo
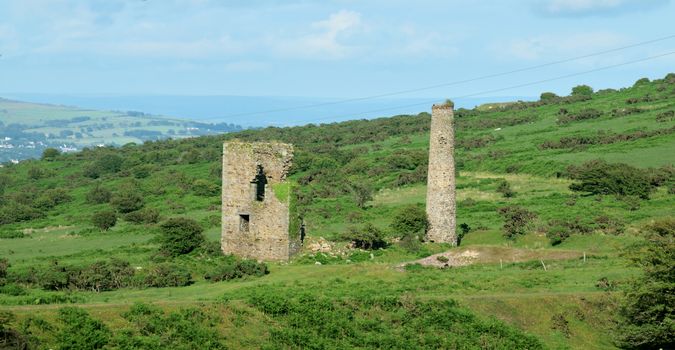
[1,76,674,348]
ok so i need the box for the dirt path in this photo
[399,245,582,268]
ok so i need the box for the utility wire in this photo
[204,34,675,121]
[288,49,675,124]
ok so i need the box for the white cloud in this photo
[497,32,627,60]
[274,10,364,59]
[533,0,670,16]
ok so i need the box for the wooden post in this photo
[540,259,547,271]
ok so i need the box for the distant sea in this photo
[1,94,535,128]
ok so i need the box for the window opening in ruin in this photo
[239,214,250,232]
[251,165,267,201]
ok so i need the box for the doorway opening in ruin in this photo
[251,165,267,201]
[239,214,250,232]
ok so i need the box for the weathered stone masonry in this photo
[425,104,457,244]
[221,141,300,261]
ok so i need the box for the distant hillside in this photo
[0,98,242,162]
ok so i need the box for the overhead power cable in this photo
[202,34,675,121]
[288,49,675,124]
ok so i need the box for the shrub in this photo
[96,154,124,173]
[0,231,24,239]
[159,218,205,256]
[124,208,160,224]
[458,223,471,245]
[557,108,602,124]
[546,226,570,246]
[86,185,112,204]
[617,218,675,348]
[0,311,28,350]
[390,205,428,239]
[349,181,373,209]
[0,203,44,225]
[0,283,28,296]
[110,189,145,213]
[56,307,111,350]
[116,303,226,349]
[633,77,650,86]
[496,179,515,198]
[92,210,117,231]
[204,259,269,282]
[567,160,654,199]
[34,188,72,210]
[72,258,135,292]
[0,258,8,283]
[41,147,60,160]
[27,166,46,180]
[342,223,387,250]
[571,84,593,96]
[594,215,625,235]
[192,179,219,196]
[142,263,193,287]
[497,206,537,239]
[539,92,558,101]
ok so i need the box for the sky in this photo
[1,0,675,105]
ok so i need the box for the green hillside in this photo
[0,75,674,349]
[0,98,242,162]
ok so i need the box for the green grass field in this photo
[0,76,674,349]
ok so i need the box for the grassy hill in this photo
[0,74,674,349]
[0,97,242,162]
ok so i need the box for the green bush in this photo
[204,259,269,282]
[540,92,558,101]
[571,84,593,96]
[0,283,28,296]
[618,218,675,349]
[141,263,192,288]
[159,218,205,256]
[496,179,515,198]
[0,311,28,350]
[56,307,111,350]
[568,160,654,199]
[110,189,145,213]
[41,147,60,160]
[497,206,537,239]
[72,259,135,292]
[546,226,571,246]
[115,303,226,349]
[33,188,72,210]
[0,258,8,283]
[0,231,24,239]
[341,223,387,250]
[192,179,219,196]
[390,205,428,239]
[124,207,160,224]
[92,210,117,231]
[86,185,112,204]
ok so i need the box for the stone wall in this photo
[221,141,299,261]
[425,104,457,244]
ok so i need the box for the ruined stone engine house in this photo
[221,141,301,261]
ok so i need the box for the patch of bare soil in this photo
[400,246,582,269]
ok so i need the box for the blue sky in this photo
[1,0,674,100]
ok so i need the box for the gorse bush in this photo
[618,218,675,349]
[92,210,117,231]
[56,307,112,350]
[496,179,515,198]
[245,289,544,349]
[204,259,269,282]
[115,303,226,349]
[159,217,205,256]
[498,205,537,239]
[390,205,427,239]
[124,207,160,224]
[567,160,654,199]
[341,223,387,250]
[86,185,112,204]
[110,188,145,213]
[141,263,192,288]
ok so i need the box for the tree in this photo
[92,210,117,231]
[349,181,373,209]
[41,147,60,160]
[159,218,205,256]
[617,218,675,349]
[571,84,593,96]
